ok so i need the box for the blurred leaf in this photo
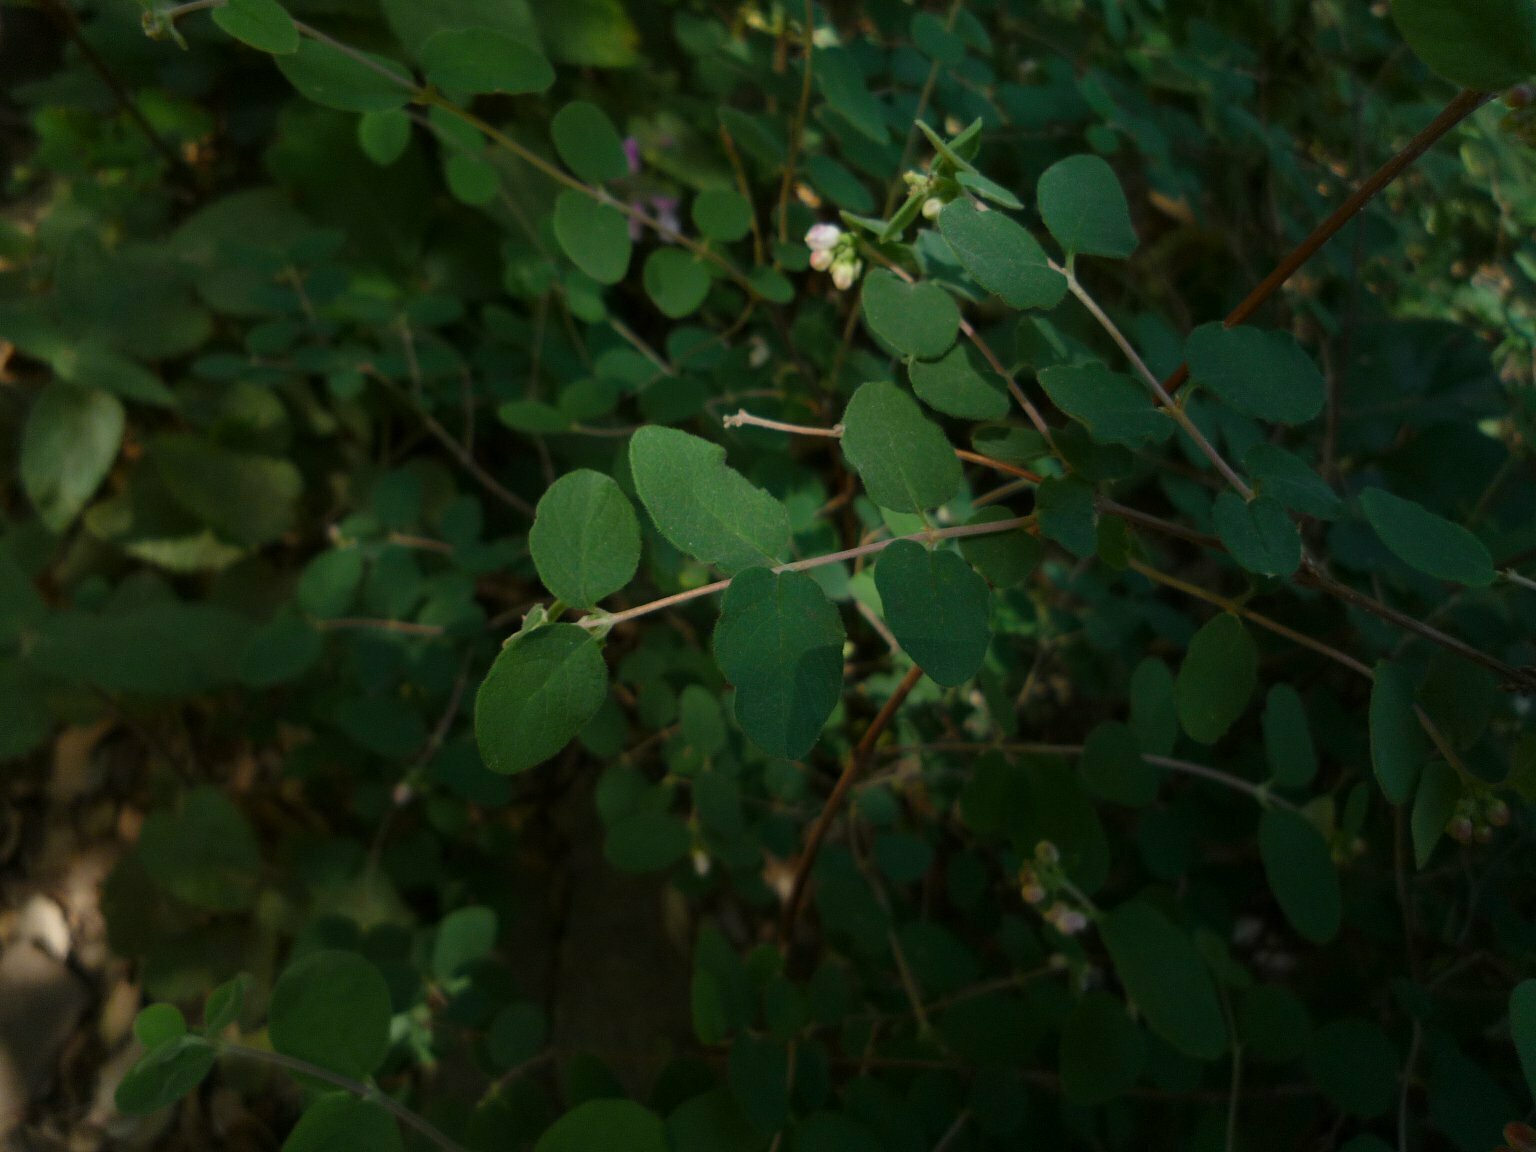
[1186,324,1325,425]
[1370,661,1426,804]
[535,1099,668,1152]
[139,786,261,912]
[1213,492,1301,577]
[1059,992,1144,1103]
[1175,614,1257,744]
[552,101,628,183]
[211,0,300,55]
[275,40,412,112]
[284,1094,402,1152]
[1259,808,1341,943]
[269,950,393,1079]
[1391,0,1536,91]
[554,192,632,284]
[1099,901,1226,1060]
[21,384,124,532]
[420,29,554,94]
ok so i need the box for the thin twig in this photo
[776,0,818,245]
[219,1043,471,1152]
[1162,89,1495,395]
[723,410,843,437]
[781,665,924,944]
[1060,267,1254,500]
[581,516,1031,631]
[315,617,446,638]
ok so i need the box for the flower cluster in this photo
[804,224,863,291]
[1446,789,1511,845]
[1017,841,1090,937]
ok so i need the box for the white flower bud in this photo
[831,258,862,291]
[922,197,944,219]
[809,248,835,272]
[805,223,842,251]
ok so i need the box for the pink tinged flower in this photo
[1020,877,1047,905]
[623,136,642,174]
[809,249,835,272]
[805,223,842,251]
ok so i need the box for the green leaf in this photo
[552,101,629,183]
[908,345,1009,421]
[203,974,251,1036]
[1263,684,1317,787]
[604,809,692,872]
[21,384,124,532]
[839,381,962,513]
[1175,614,1258,744]
[1037,154,1138,259]
[138,786,261,911]
[1359,488,1495,587]
[1059,991,1145,1104]
[475,623,609,773]
[958,507,1043,587]
[814,47,887,142]
[1512,980,1536,1104]
[269,950,393,1080]
[284,1094,403,1152]
[1308,1020,1399,1117]
[381,0,542,59]
[937,200,1067,310]
[529,0,638,66]
[487,1003,547,1069]
[211,0,299,54]
[911,11,965,64]
[1130,657,1178,756]
[1035,475,1097,559]
[530,470,641,609]
[419,28,554,94]
[1213,492,1302,577]
[694,190,753,242]
[874,542,991,686]
[114,1036,218,1115]
[357,109,412,165]
[298,549,364,618]
[860,270,961,361]
[151,435,303,548]
[629,426,791,571]
[1099,901,1226,1060]
[1081,721,1159,805]
[275,40,412,112]
[1185,324,1325,425]
[433,906,497,981]
[1244,444,1342,520]
[712,568,845,760]
[134,1004,187,1050]
[1038,364,1170,447]
[536,1099,669,1152]
[554,191,632,285]
[1370,661,1426,805]
[1411,760,1460,868]
[1391,0,1536,91]
[1259,808,1341,944]
[239,610,322,687]
[643,250,711,318]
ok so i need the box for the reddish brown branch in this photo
[1164,88,1495,394]
[780,664,924,945]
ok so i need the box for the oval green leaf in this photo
[938,200,1067,310]
[475,623,609,774]
[1392,0,1536,92]
[275,39,412,112]
[1037,154,1138,260]
[1059,991,1145,1104]
[908,345,1009,421]
[1360,487,1496,587]
[1259,808,1342,944]
[1369,660,1426,804]
[1039,364,1170,447]
[1174,613,1257,744]
[840,381,962,513]
[629,426,791,572]
[1185,323,1325,426]
[554,191,632,285]
[284,1094,403,1152]
[874,541,991,686]
[1099,901,1226,1060]
[211,0,299,54]
[268,950,392,1080]
[535,1099,669,1152]
[712,568,845,760]
[419,28,554,94]
[530,470,640,610]
[860,269,961,361]
[552,101,629,183]
[1213,491,1301,577]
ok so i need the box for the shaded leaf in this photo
[1360,488,1495,587]
[475,623,609,773]
[530,470,640,609]
[874,541,991,686]
[1037,154,1138,259]
[938,200,1067,310]
[839,381,962,513]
